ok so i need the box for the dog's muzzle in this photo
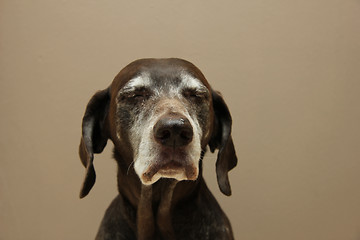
[140,113,199,184]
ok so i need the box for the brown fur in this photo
[79,58,237,239]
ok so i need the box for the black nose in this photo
[153,115,193,147]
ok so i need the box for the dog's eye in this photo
[120,89,151,102]
[130,93,146,99]
[183,89,208,101]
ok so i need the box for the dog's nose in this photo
[153,116,193,147]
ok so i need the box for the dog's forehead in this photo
[111,58,210,94]
[122,71,206,92]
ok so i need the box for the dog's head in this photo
[79,58,237,198]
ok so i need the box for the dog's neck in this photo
[137,181,178,240]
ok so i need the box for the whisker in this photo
[127,160,135,175]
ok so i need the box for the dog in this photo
[79,58,237,240]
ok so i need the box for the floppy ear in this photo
[79,88,110,198]
[209,90,237,196]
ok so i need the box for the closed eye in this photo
[183,88,209,101]
[119,87,152,102]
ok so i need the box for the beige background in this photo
[1,0,360,239]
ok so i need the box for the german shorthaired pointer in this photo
[79,58,237,240]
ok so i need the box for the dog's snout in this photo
[154,116,193,147]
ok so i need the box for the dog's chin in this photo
[140,158,199,185]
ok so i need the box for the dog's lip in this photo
[142,160,198,183]
[139,146,200,184]
[142,160,184,181]
[159,160,183,171]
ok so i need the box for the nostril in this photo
[180,129,193,142]
[156,129,171,142]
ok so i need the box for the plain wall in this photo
[1,0,360,239]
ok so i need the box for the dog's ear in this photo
[209,90,237,196]
[79,88,110,198]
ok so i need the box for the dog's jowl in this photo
[79,58,237,240]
